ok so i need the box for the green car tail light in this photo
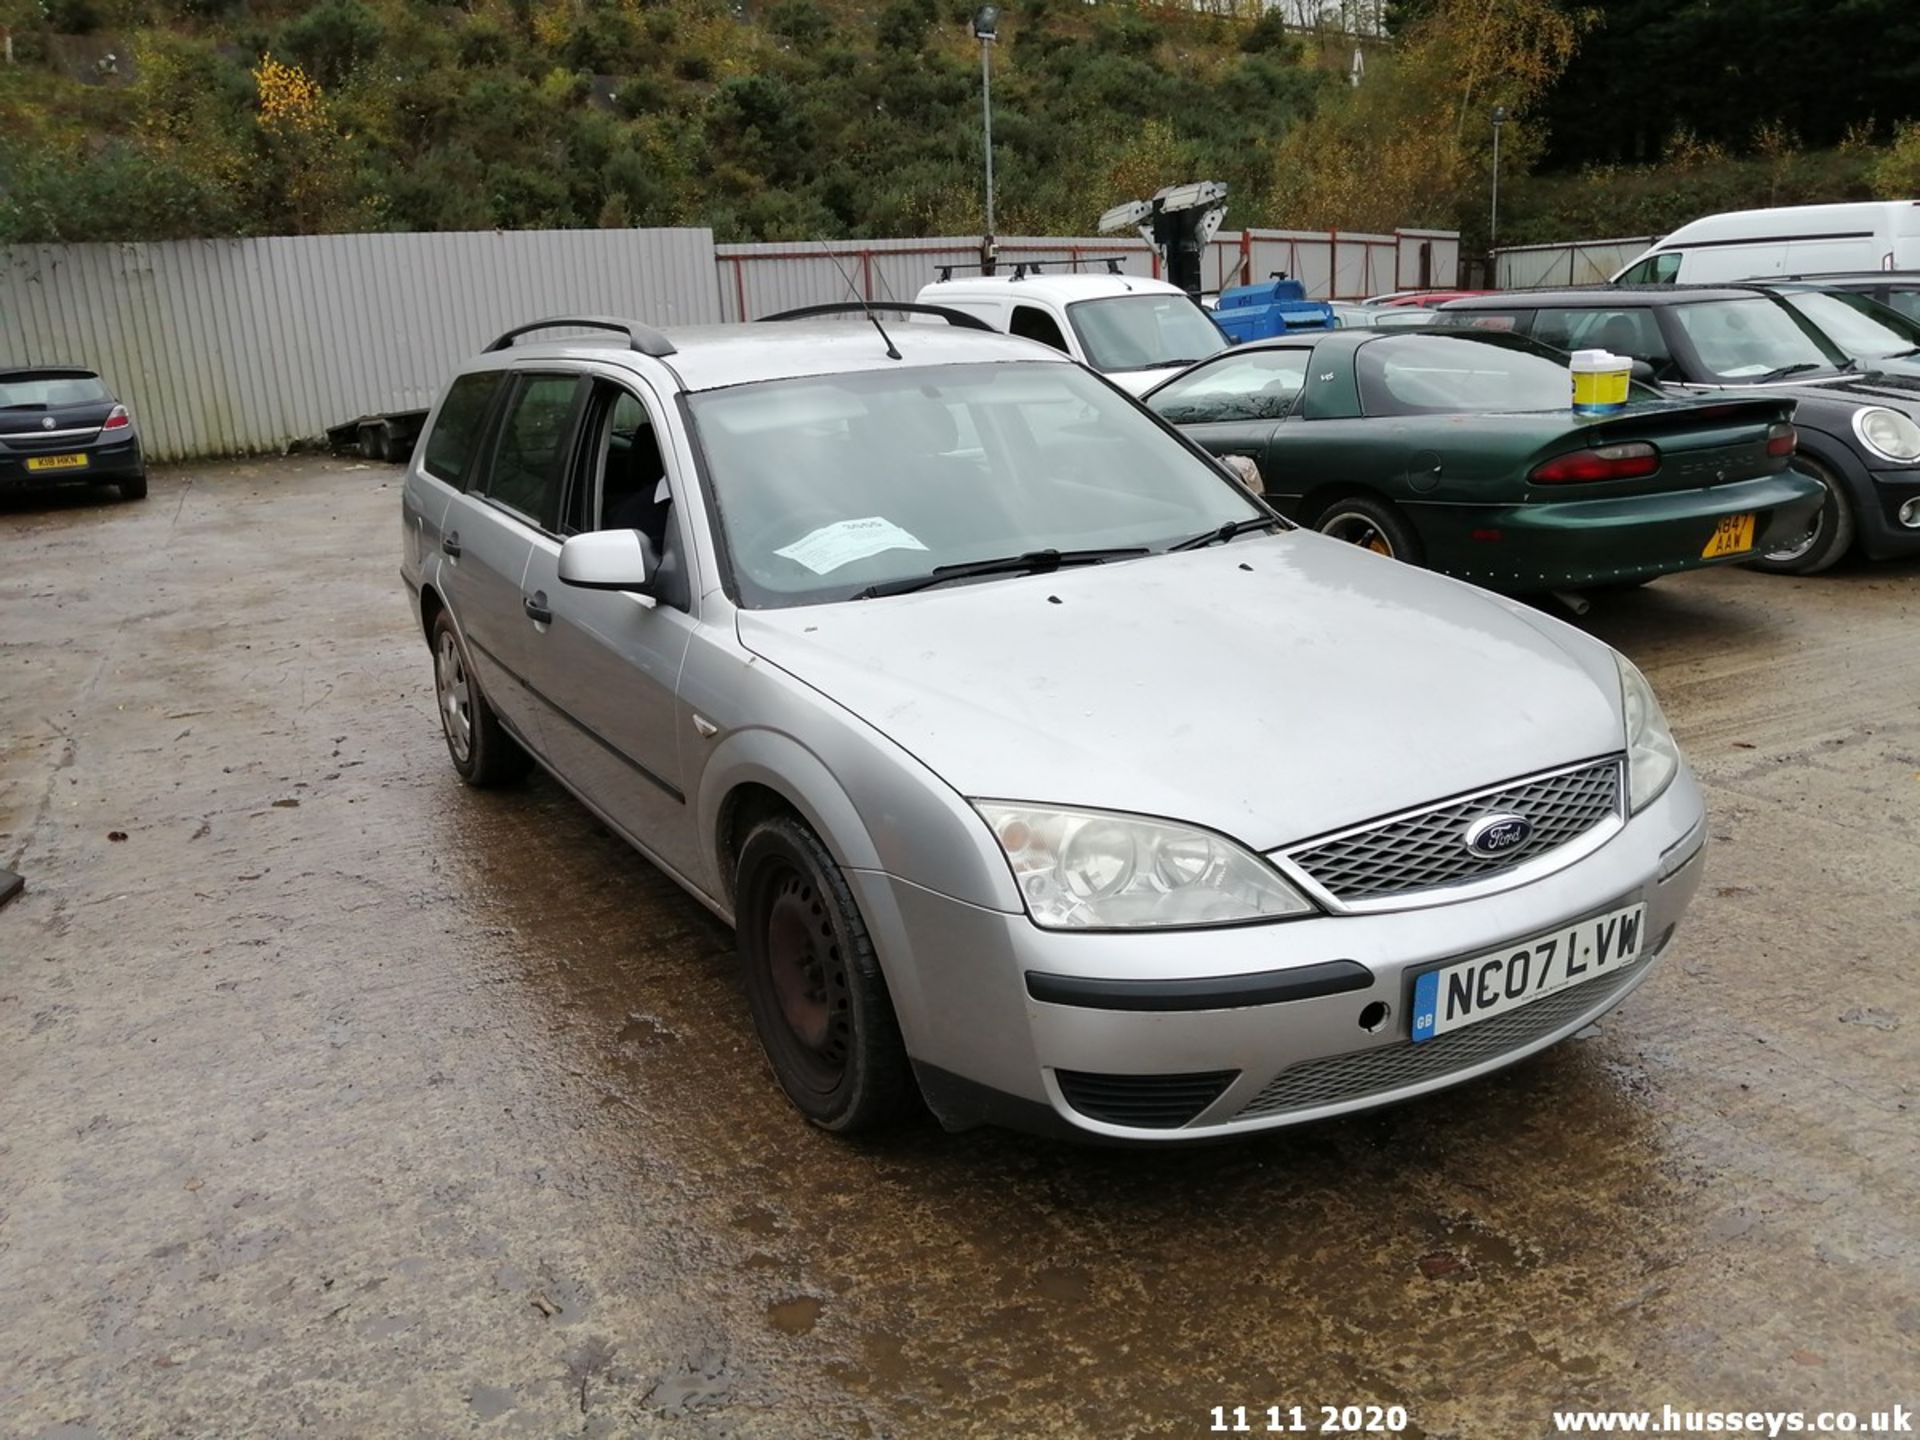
[1530,442,1660,485]
[1765,422,1797,457]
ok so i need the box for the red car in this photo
[1367,289,1493,308]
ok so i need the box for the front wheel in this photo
[735,815,914,1133]
[1748,456,1854,575]
[1309,493,1423,565]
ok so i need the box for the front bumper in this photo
[1423,471,1825,590]
[853,767,1707,1142]
[1859,463,1920,558]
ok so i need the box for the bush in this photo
[1871,122,1920,200]
[0,141,247,242]
[457,19,512,68]
[765,0,831,47]
[278,0,384,87]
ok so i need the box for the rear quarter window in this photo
[423,371,505,487]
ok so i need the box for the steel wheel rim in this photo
[1766,470,1827,568]
[1321,510,1395,557]
[762,865,852,1094]
[435,631,473,763]
[1761,494,1825,563]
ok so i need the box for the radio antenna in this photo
[818,243,901,360]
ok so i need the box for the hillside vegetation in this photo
[5,0,1918,249]
[0,0,1338,243]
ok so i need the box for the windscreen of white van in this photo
[1065,295,1228,374]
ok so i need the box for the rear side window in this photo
[1356,334,1581,415]
[483,374,584,526]
[423,372,504,487]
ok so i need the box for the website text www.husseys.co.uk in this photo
[1552,1405,1913,1435]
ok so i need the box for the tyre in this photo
[735,815,914,1133]
[429,609,530,787]
[118,473,148,501]
[1309,493,1423,565]
[1748,455,1854,575]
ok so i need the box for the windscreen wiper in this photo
[859,547,1149,598]
[1753,362,1827,381]
[1168,516,1284,551]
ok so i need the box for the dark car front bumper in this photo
[1859,463,1920,558]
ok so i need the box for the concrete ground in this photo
[1,457,1914,1439]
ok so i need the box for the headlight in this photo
[1852,406,1920,462]
[974,803,1315,930]
[1618,657,1680,814]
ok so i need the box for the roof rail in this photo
[759,302,995,332]
[933,256,1133,282]
[483,316,676,357]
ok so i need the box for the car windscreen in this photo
[1065,294,1229,374]
[685,362,1262,608]
[0,372,109,408]
[1356,333,1592,415]
[1666,297,1847,381]
[1147,348,1313,423]
[1777,290,1920,362]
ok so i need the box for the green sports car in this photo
[1143,329,1825,592]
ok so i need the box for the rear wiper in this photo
[858,546,1148,598]
[1168,516,1284,551]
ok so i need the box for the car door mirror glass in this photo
[558,528,657,594]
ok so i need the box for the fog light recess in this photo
[1899,497,1920,529]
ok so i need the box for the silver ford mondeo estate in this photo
[400,311,1708,1142]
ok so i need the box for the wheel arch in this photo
[1295,478,1395,527]
[418,581,445,647]
[701,731,887,911]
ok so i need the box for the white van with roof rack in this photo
[914,264,1230,395]
[1612,201,1920,286]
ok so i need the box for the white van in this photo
[1612,202,1920,285]
[913,270,1228,394]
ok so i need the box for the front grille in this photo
[1055,1069,1238,1129]
[1235,949,1656,1122]
[1284,758,1622,904]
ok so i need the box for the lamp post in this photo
[1490,105,1509,269]
[973,5,999,274]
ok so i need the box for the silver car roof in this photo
[468,321,1068,394]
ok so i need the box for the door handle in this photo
[523,591,552,625]
[441,531,462,558]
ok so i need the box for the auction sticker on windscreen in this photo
[1411,902,1646,1042]
[774,516,928,574]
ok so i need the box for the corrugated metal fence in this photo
[0,228,720,461]
[1,223,1458,461]
[715,228,1459,320]
[1493,236,1656,290]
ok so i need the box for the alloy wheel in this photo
[1320,510,1396,557]
[435,630,473,763]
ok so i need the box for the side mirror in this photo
[558,529,657,594]
[1629,360,1656,383]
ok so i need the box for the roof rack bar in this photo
[758,302,995,332]
[483,316,676,357]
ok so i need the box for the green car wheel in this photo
[1312,495,1422,565]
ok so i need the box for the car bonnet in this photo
[734,535,1626,854]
